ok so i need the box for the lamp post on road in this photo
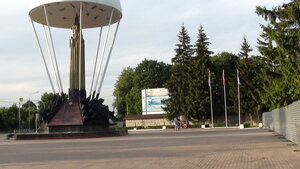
[18,98,23,130]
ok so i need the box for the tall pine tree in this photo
[186,25,213,123]
[238,37,258,122]
[239,36,253,59]
[164,24,193,119]
[171,24,194,64]
[256,0,300,109]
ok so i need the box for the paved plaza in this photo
[0,128,299,169]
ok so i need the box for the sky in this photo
[0,0,286,109]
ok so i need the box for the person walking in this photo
[174,117,180,131]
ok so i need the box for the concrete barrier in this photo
[263,100,300,145]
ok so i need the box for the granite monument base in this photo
[12,127,127,140]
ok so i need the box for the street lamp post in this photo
[35,113,39,133]
[18,98,23,130]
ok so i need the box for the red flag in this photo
[222,70,226,86]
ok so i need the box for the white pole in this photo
[126,104,129,115]
[97,21,120,94]
[79,2,83,92]
[209,70,214,128]
[90,27,103,96]
[43,5,64,94]
[93,9,115,93]
[223,69,228,127]
[18,98,23,130]
[145,89,147,115]
[35,113,38,133]
[30,19,56,93]
[18,101,21,130]
[28,109,31,130]
[42,25,61,94]
[237,69,241,126]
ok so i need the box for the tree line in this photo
[0,0,298,130]
[0,101,38,131]
[0,93,61,131]
[113,60,171,117]
[113,0,299,124]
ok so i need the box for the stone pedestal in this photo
[48,102,83,126]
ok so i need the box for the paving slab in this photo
[0,128,299,169]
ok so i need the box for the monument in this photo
[13,0,127,139]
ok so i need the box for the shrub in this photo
[243,122,251,128]
[213,123,225,127]
[147,126,163,129]
[0,130,13,134]
[166,125,175,128]
[136,126,144,129]
[188,124,201,128]
[113,126,133,130]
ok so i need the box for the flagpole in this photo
[209,70,214,128]
[223,69,228,127]
[237,69,241,127]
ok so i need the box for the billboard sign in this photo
[142,88,169,115]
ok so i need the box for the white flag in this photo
[208,70,211,87]
[237,69,241,85]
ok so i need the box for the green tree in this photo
[38,92,56,110]
[0,108,9,130]
[0,108,3,130]
[186,25,213,123]
[113,67,135,118]
[0,104,19,130]
[21,101,38,129]
[239,36,253,59]
[134,59,171,89]
[249,56,270,122]
[238,37,254,121]
[164,24,193,120]
[172,24,194,64]
[256,0,300,109]
[131,59,171,114]
[210,52,240,123]
[113,60,171,118]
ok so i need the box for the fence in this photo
[263,100,300,145]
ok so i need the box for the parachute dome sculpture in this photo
[29,0,122,130]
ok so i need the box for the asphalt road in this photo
[0,128,299,169]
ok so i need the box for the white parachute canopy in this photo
[28,0,122,98]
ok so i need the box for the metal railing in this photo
[13,129,35,134]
